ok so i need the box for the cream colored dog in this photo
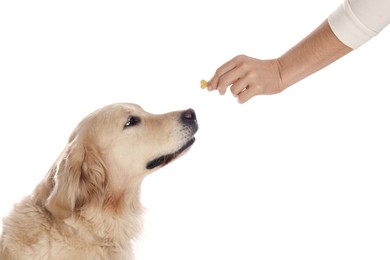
[0,103,198,260]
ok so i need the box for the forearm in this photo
[277,20,353,89]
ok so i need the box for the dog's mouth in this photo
[146,137,196,170]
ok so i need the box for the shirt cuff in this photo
[328,1,378,49]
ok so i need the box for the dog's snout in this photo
[180,109,197,124]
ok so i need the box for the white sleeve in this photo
[328,0,390,49]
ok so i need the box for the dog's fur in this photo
[0,103,198,260]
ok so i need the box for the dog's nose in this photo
[180,108,197,124]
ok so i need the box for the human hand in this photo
[207,55,285,104]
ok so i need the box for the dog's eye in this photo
[124,116,141,128]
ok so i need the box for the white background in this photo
[1,1,389,259]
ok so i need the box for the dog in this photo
[0,103,198,260]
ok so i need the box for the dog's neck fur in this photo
[31,171,145,257]
[62,192,144,256]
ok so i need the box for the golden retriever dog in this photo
[0,103,198,260]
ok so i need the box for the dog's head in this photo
[40,103,198,219]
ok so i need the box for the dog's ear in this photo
[46,138,107,219]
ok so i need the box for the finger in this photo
[216,67,241,95]
[236,87,257,104]
[207,57,240,91]
[230,78,248,97]
[207,76,218,91]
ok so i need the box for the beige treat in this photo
[200,79,207,89]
